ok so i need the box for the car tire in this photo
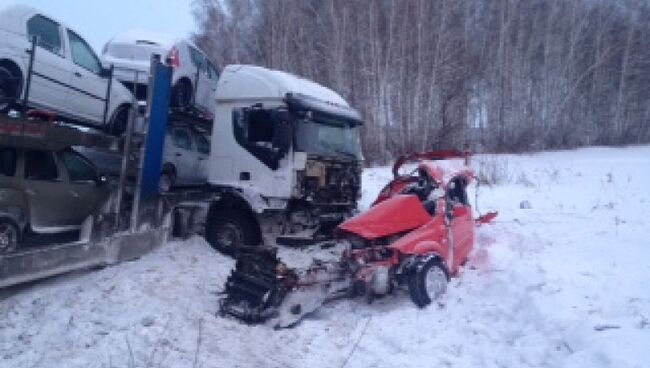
[108,104,131,136]
[0,66,20,113]
[0,219,20,254]
[408,258,449,307]
[205,209,259,256]
[171,80,192,109]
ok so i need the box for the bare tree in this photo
[192,0,650,162]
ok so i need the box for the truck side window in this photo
[233,108,274,144]
[233,108,281,170]
[27,15,62,55]
[0,146,17,177]
[24,150,59,181]
[173,128,192,150]
[60,150,96,182]
[248,109,274,143]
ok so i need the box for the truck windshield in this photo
[294,118,362,160]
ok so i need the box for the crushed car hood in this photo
[337,194,431,240]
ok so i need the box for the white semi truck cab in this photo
[203,65,363,253]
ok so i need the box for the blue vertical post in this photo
[132,56,172,229]
[141,59,172,201]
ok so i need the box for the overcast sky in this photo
[0,0,196,51]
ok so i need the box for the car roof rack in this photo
[0,111,120,151]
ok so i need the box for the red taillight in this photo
[167,47,180,68]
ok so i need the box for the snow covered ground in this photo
[1,146,649,368]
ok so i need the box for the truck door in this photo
[65,29,107,123]
[25,14,70,113]
[21,149,76,231]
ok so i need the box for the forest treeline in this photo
[192,0,650,162]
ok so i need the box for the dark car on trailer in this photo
[0,145,110,253]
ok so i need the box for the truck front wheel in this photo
[206,210,259,255]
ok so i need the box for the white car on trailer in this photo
[101,30,219,117]
[0,5,134,134]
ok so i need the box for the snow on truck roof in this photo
[215,65,350,107]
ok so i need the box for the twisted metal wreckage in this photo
[219,151,498,328]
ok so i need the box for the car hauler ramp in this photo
[0,57,175,289]
[0,112,168,288]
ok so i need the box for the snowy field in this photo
[1,146,649,368]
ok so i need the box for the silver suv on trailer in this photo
[160,125,210,191]
[75,124,210,191]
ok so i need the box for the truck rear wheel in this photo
[408,258,449,307]
[206,210,259,255]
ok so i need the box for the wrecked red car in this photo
[373,150,471,205]
[220,151,497,327]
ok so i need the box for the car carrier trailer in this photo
[1,55,365,288]
[0,56,178,288]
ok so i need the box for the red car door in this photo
[450,204,474,272]
[447,176,474,273]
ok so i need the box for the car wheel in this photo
[206,210,259,256]
[159,171,175,193]
[171,80,192,109]
[0,219,20,254]
[109,104,131,136]
[408,258,449,307]
[0,66,19,113]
